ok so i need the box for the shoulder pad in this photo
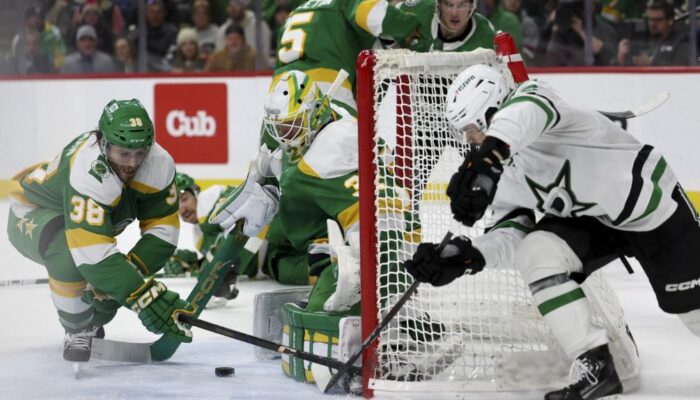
[300,118,358,179]
[68,135,122,206]
[197,184,226,222]
[129,143,176,194]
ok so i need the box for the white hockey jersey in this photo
[473,80,678,268]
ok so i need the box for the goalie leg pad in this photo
[252,287,312,360]
[280,303,345,384]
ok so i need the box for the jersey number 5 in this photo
[69,195,105,226]
[278,12,314,65]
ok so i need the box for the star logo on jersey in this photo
[24,218,37,240]
[525,160,596,218]
[16,217,27,233]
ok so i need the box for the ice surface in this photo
[1,201,700,399]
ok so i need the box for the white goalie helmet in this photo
[445,64,512,134]
[263,70,331,155]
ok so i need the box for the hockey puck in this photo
[215,367,235,377]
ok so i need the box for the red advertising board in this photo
[154,83,228,163]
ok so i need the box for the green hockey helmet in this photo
[98,99,154,149]
[175,172,200,195]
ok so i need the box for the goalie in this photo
[405,64,700,399]
[209,70,420,388]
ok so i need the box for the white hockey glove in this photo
[209,173,280,236]
[323,220,361,312]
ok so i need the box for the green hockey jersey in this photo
[273,0,423,108]
[399,0,495,52]
[15,132,179,303]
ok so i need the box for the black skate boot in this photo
[63,326,103,362]
[545,344,623,400]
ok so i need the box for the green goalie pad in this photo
[281,303,344,384]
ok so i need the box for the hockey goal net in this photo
[357,48,639,398]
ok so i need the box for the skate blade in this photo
[73,363,80,379]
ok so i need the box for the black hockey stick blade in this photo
[322,231,454,393]
[599,91,670,120]
[179,314,361,376]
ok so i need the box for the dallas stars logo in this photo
[525,160,596,218]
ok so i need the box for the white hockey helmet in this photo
[263,70,329,154]
[445,64,511,134]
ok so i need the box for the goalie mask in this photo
[445,64,512,137]
[263,70,332,158]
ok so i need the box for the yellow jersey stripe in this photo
[140,212,180,231]
[128,180,161,194]
[48,277,87,299]
[337,202,360,231]
[66,228,116,249]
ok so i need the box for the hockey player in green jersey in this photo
[210,70,418,385]
[405,64,700,399]
[272,0,425,112]
[399,0,496,52]
[6,99,194,362]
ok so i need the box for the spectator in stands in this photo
[216,0,271,68]
[191,0,219,61]
[545,0,618,66]
[169,28,206,72]
[206,24,255,71]
[61,24,117,73]
[616,1,690,66]
[114,37,136,73]
[502,0,541,60]
[2,29,54,75]
[483,0,523,49]
[45,0,82,40]
[66,2,115,54]
[11,4,67,71]
[127,0,178,72]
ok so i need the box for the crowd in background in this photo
[1,0,699,76]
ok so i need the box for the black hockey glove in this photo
[404,236,485,287]
[447,137,510,226]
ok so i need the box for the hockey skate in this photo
[545,344,623,400]
[63,325,104,362]
[207,270,240,309]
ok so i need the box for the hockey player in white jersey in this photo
[404,64,700,399]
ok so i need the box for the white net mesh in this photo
[362,49,635,395]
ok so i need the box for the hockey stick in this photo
[323,231,454,393]
[178,314,362,376]
[599,91,670,120]
[0,278,49,287]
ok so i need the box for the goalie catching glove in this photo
[125,279,195,342]
[446,136,510,226]
[404,236,485,287]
